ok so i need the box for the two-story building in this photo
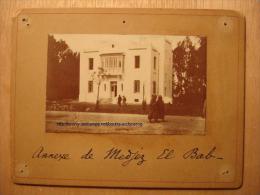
[79,37,172,104]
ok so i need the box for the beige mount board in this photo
[12,9,245,188]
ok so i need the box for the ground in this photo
[46,111,205,135]
[46,101,204,116]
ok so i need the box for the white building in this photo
[79,37,173,104]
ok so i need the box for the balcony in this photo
[100,53,124,75]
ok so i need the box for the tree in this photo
[47,35,80,100]
[172,36,206,107]
[91,67,108,110]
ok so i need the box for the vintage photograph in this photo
[46,34,207,135]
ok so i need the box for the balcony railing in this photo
[100,53,124,75]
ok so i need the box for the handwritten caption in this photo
[31,146,223,166]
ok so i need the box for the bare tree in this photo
[91,67,108,110]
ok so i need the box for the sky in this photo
[52,34,203,53]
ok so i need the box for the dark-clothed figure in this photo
[202,99,206,117]
[148,95,158,122]
[142,99,147,112]
[122,96,127,106]
[156,95,165,121]
[117,95,122,107]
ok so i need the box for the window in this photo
[104,84,106,91]
[134,80,140,93]
[89,58,94,70]
[134,56,140,68]
[121,83,123,91]
[153,56,156,70]
[88,81,93,92]
[153,81,156,94]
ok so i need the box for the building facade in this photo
[79,38,172,104]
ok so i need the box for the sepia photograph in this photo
[46,34,207,135]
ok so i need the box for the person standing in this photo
[148,95,158,122]
[117,95,122,107]
[122,96,127,106]
[156,95,165,121]
[142,99,147,113]
[202,99,206,117]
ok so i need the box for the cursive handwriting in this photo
[81,148,94,159]
[183,146,223,160]
[32,146,70,161]
[104,147,146,166]
[31,146,224,165]
[156,148,175,159]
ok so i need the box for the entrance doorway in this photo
[110,81,117,97]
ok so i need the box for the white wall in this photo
[79,39,172,104]
[79,51,100,102]
[164,40,173,103]
[123,48,151,104]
